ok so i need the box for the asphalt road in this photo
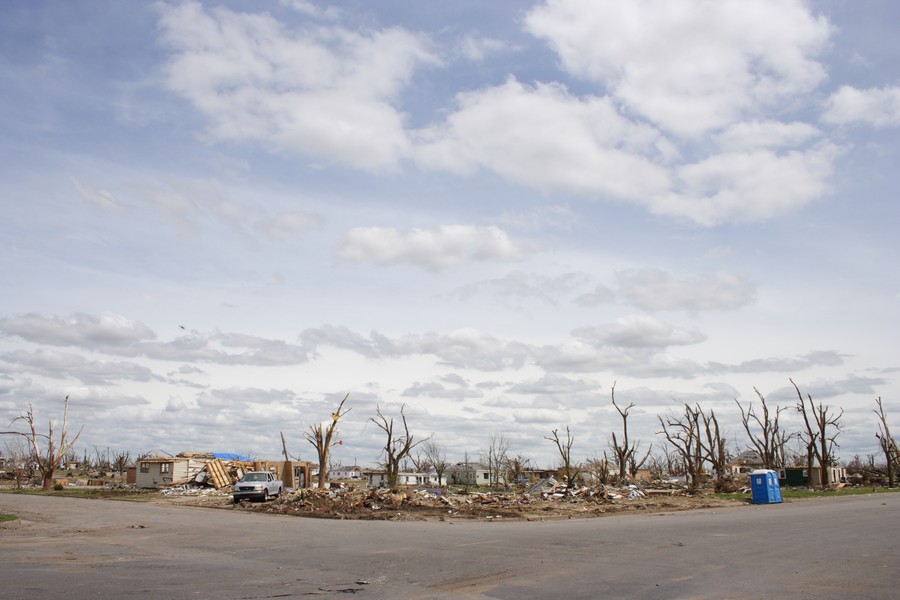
[1,492,897,599]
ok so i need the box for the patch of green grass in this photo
[0,513,18,522]
[1,487,153,500]
[716,486,900,501]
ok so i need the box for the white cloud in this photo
[385,329,532,371]
[279,0,341,21]
[573,284,616,307]
[255,211,325,240]
[401,380,483,400]
[72,178,131,212]
[572,315,706,349]
[506,374,598,395]
[1,349,156,385]
[714,121,822,151]
[0,313,155,348]
[452,270,589,303]
[336,225,529,270]
[708,351,845,375]
[414,78,671,199]
[525,0,831,137]
[157,1,438,171]
[616,268,755,312]
[822,85,900,127]
[458,33,512,62]
[649,143,840,225]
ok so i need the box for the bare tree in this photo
[93,445,112,475]
[2,396,83,490]
[112,451,131,483]
[583,454,611,486]
[645,450,669,481]
[3,438,35,488]
[421,439,450,486]
[658,403,705,493]
[303,393,351,488]
[736,388,795,469]
[506,454,532,485]
[699,408,730,492]
[545,427,579,488]
[792,379,843,488]
[370,404,429,489]
[875,397,899,488]
[485,434,510,487]
[609,382,636,481]
[408,450,429,473]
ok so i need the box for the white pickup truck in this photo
[232,471,283,503]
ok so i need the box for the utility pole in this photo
[280,431,290,461]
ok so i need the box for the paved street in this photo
[1,492,897,599]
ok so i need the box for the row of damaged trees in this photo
[6,383,898,493]
[547,380,898,493]
[308,382,895,493]
[302,395,433,489]
[647,379,849,492]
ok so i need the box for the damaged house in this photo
[136,456,208,489]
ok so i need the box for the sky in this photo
[1,0,898,470]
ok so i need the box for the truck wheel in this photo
[276,487,282,498]
[262,489,268,502]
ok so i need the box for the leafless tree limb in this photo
[370,404,430,489]
[303,393,350,488]
[2,396,83,490]
[792,379,843,488]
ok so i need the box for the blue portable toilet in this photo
[750,469,782,504]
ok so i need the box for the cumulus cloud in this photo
[458,33,513,62]
[532,342,704,378]
[299,325,381,358]
[573,284,616,307]
[709,350,845,374]
[414,78,671,199]
[157,1,438,171]
[506,374,598,395]
[401,380,483,400]
[336,225,529,270]
[649,142,840,225]
[452,270,589,303]
[0,314,310,367]
[616,268,755,312]
[149,1,843,226]
[822,85,900,127]
[525,0,831,137]
[0,313,155,348]
[714,121,822,151]
[771,374,884,401]
[0,349,156,385]
[385,329,533,371]
[572,315,706,349]
[280,0,341,21]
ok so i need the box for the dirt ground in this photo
[161,485,747,521]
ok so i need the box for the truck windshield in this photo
[242,473,266,482]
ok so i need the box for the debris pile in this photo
[237,482,692,520]
[162,457,254,495]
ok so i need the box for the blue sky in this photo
[1,0,898,469]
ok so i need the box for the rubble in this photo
[226,482,717,521]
